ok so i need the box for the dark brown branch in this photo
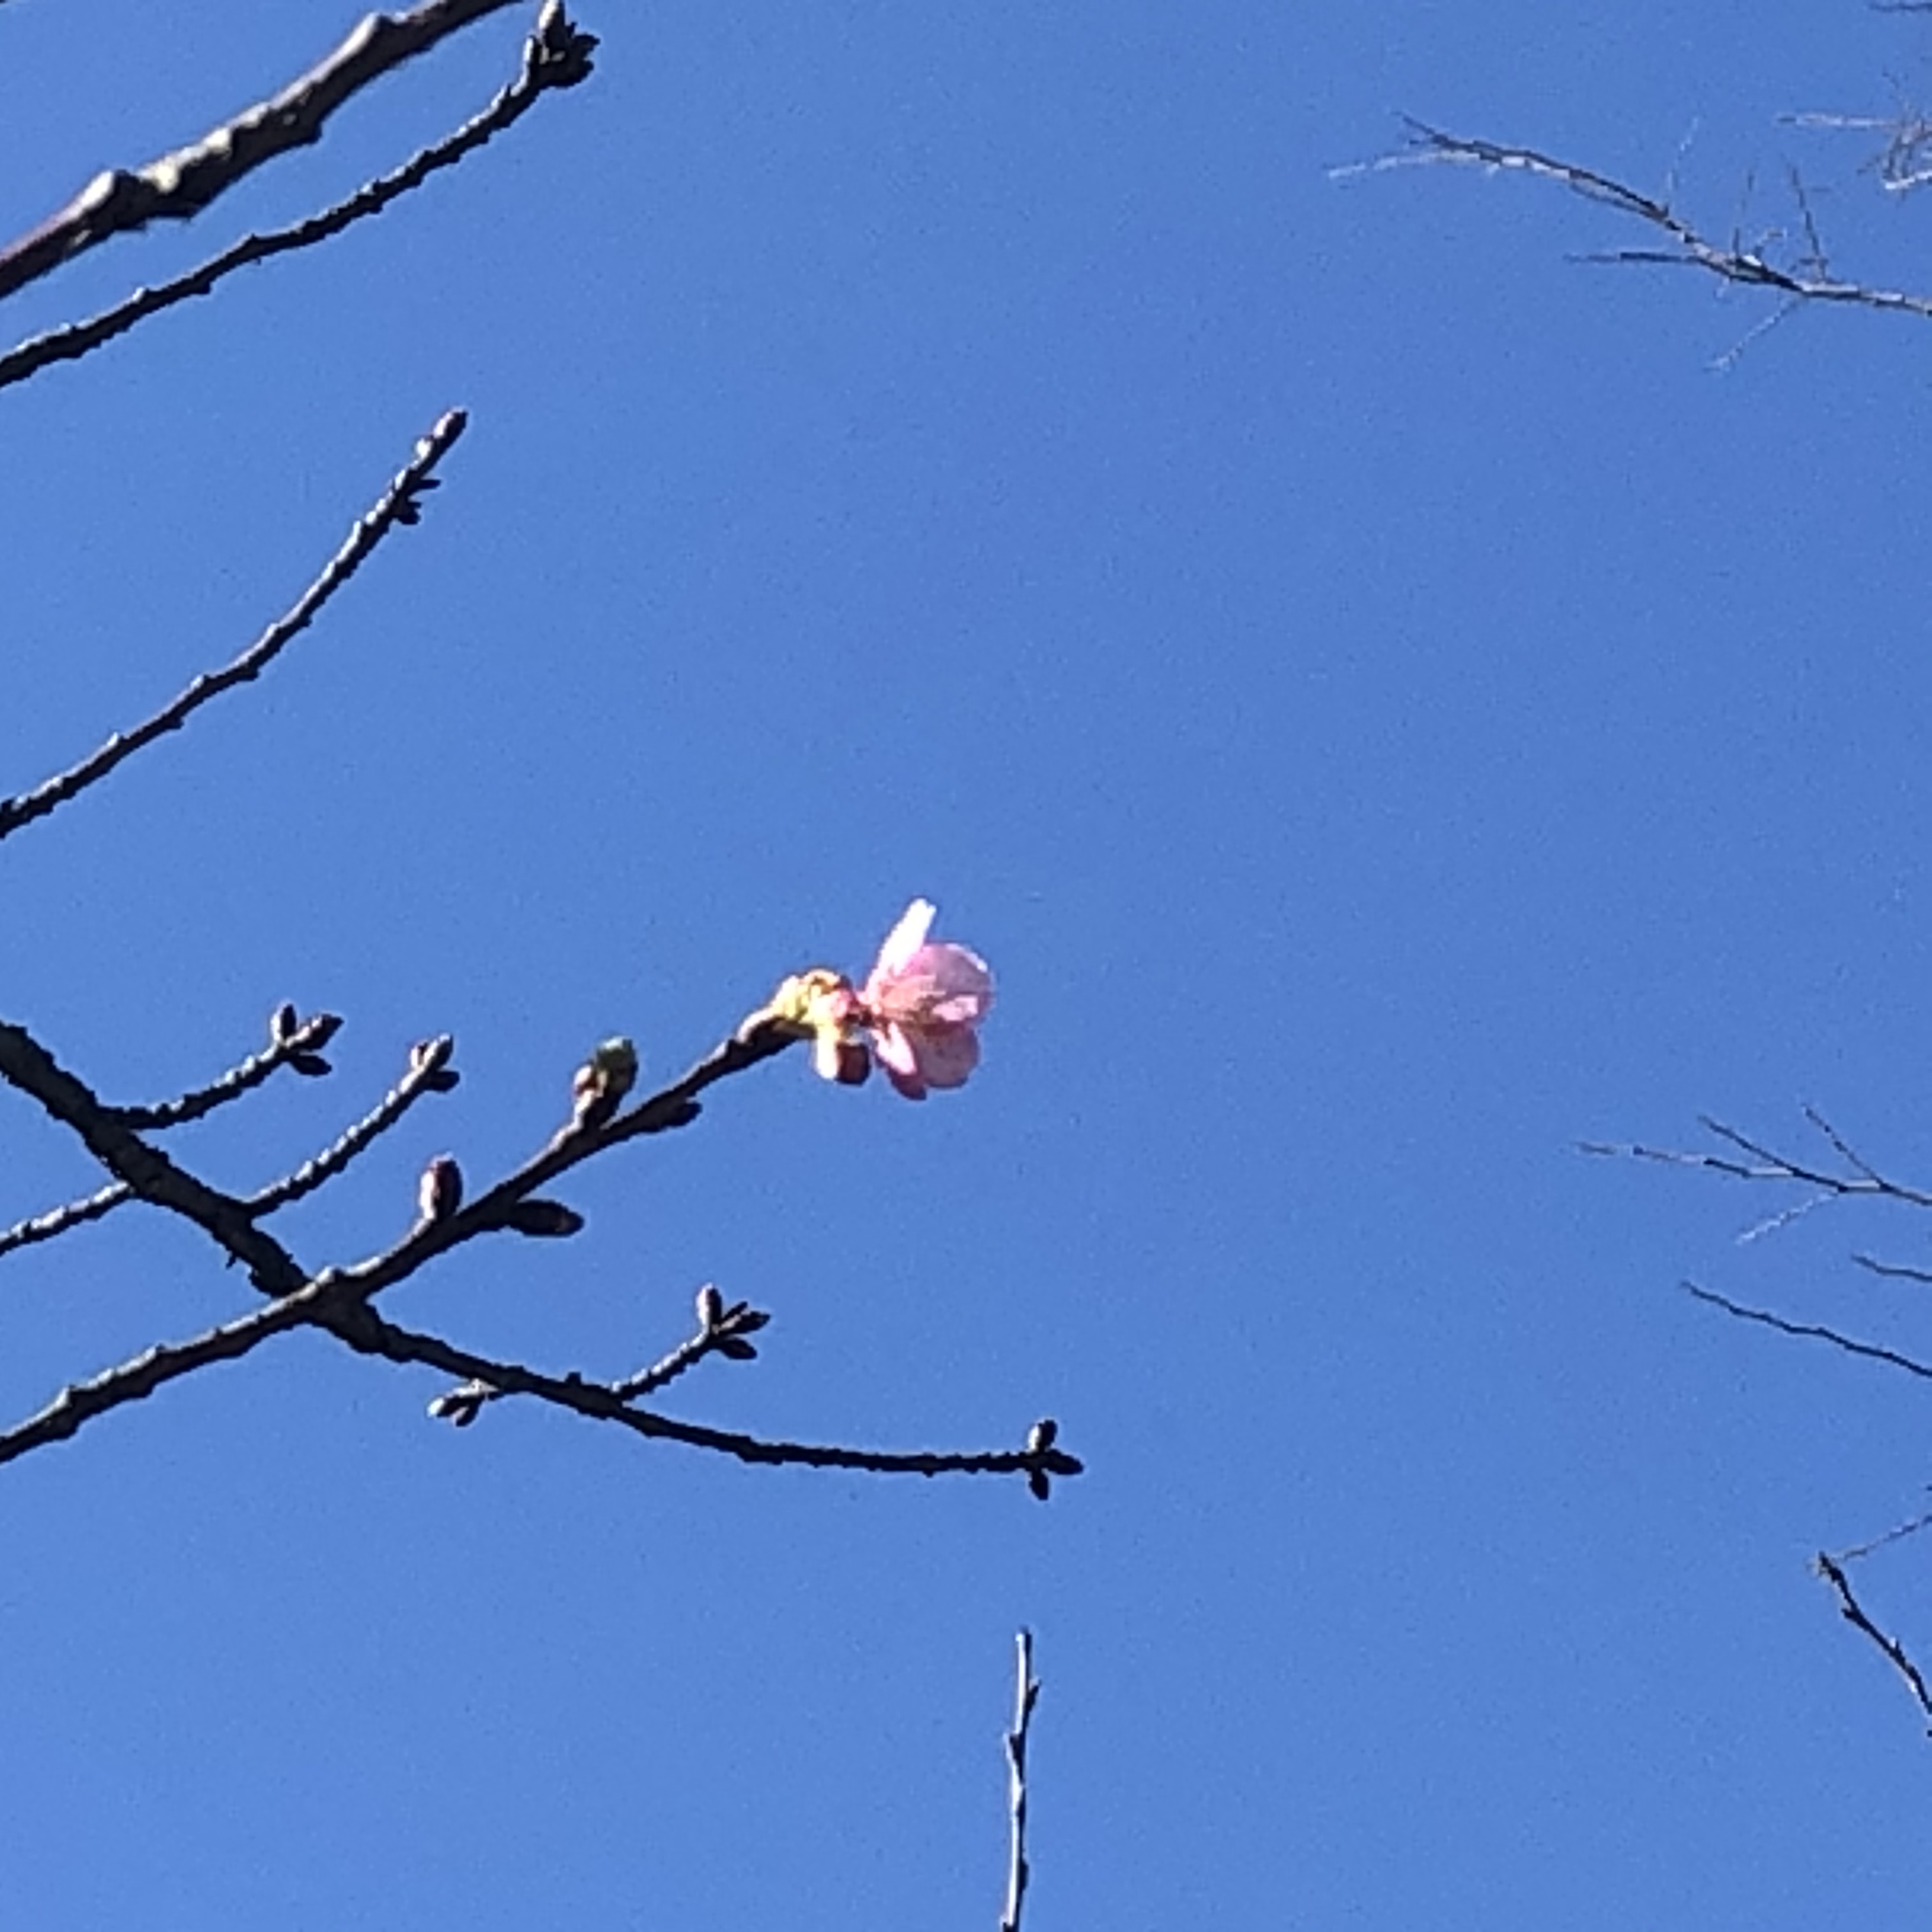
[1000,1629,1041,1932]
[0,1180,130,1261]
[0,0,527,304]
[105,1005,342,1131]
[1683,1281,1932,1381]
[614,1289,770,1399]
[0,1019,309,1296]
[0,1009,364,1260]
[0,409,468,843]
[1853,1253,1932,1287]
[1581,1108,1932,1210]
[0,997,1080,1489]
[1816,1552,1932,1733]
[349,1307,1084,1486]
[0,2,598,394]
[429,1283,772,1424]
[318,1010,804,1305]
[0,1272,348,1468]
[1358,121,1932,325]
[246,1034,459,1214]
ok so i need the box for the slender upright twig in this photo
[1000,1629,1041,1932]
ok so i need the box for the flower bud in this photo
[418,1154,463,1225]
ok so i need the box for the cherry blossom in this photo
[855,899,994,1100]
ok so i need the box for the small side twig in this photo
[0,3,599,394]
[105,1004,343,1131]
[1000,1629,1041,1932]
[0,410,469,843]
[1816,1552,1932,1733]
[246,1035,459,1214]
[428,1280,770,1425]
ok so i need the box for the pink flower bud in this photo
[418,1154,463,1224]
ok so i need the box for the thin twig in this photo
[1581,1111,1932,1209]
[246,1036,458,1213]
[1836,1501,1932,1563]
[0,409,468,842]
[0,1181,130,1261]
[349,1308,1084,1486]
[428,1283,769,1423]
[1683,1281,1932,1381]
[0,0,526,303]
[105,1006,342,1131]
[1853,1253,1932,1287]
[1000,1629,1041,1932]
[1347,121,1932,325]
[0,3,598,394]
[1816,1552,1932,1733]
[1785,94,1932,196]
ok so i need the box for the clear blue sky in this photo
[4,1,1932,1924]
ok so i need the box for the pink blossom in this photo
[857,899,994,1100]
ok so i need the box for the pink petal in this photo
[873,899,936,978]
[866,944,993,1023]
[908,1023,980,1089]
[870,1020,921,1080]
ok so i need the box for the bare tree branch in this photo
[1000,1629,1041,1932]
[1582,1108,1932,1210]
[105,1004,343,1131]
[350,1305,1083,1485]
[0,1,598,395]
[1816,1552,1932,1734]
[0,991,1086,1489]
[1683,1281,1932,1382]
[0,408,468,844]
[0,1181,131,1262]
[1346,120,1932,326]
[246,1034,459,1214]
[428,1281,772,1423]
[0,1272,349,1468]
[311,1010,804,1308]
[0,1019,310,1296]
[1784,97,1932,196]
[0,0,530,304]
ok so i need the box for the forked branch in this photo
[0,2,598,395]
[0,0,531,303]
[1346,121,1932,328]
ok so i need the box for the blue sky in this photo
[6,0,1932,1924]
